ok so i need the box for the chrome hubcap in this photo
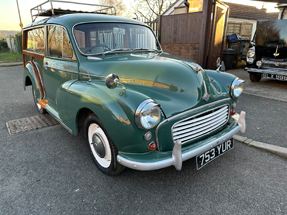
[92,133,106,158]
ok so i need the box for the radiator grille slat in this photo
[172,105,229,144]
[173,111,228,133]
[173,115,228,137]
[174,106,228,128]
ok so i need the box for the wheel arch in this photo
[23,64,35,90]
[76,107,94,133]
[66,82,151,152]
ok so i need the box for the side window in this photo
[63,30,73,58]
[48,25,74,59]
[27,27,45,54]
[48,25,62,58]
[74,30,85,48]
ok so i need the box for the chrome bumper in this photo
[117,111,246,171]
[247,67,287,76]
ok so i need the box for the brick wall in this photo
[161,43,199,63]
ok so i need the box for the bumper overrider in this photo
[117,111,246,171]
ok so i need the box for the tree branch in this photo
[144,0,158,16]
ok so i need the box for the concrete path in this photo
[0,62,22,67]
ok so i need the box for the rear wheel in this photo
[249,72,261,82]
[85,114,125,175]
[32,85,46,114]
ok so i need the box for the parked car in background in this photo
[22,1,246,175]
[246,19,287,82]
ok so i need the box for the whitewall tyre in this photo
[85,114,125,175]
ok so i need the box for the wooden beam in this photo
[198,0,214,68]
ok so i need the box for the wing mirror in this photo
[105,74,126,90]
[216,57,222,72]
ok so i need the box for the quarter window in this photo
[27,27,45,54]
[48,25,73,59]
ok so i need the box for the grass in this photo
[0,52,22,63]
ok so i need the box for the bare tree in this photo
[133,0,176,22]
[99,0,133,18]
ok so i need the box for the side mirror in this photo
[216,57,221,68]
[105,73,120,89]
[216,57,222,72]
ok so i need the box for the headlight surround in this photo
[231,78,244,98]
[256,60,262,68]
[247,47,255,64]
[247,48,255,58]
[135,99,161,130]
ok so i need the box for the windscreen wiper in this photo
[132,48,162,53]
[94,48,132,56]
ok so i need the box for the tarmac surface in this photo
[226,68,287,158]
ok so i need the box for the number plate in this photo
[262,73,287,81]
[196,138,234,170]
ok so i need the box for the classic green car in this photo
[22,11,246,175]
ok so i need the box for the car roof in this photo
[23,13,145,30]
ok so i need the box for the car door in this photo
[43,25,78,111]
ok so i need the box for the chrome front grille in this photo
[172,105,229,144]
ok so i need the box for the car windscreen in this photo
[73,23,159,55]
[256,19,287,59]
[256,19,287,48]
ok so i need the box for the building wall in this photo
[227,18,257,40]
[161,43,199,63]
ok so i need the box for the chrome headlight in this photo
[247,47,255,64]
[256,60,262,68]
[135,99,161,130]
[231,78,244,98]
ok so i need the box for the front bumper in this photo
[117,111,246,171]
[246,67,287,76]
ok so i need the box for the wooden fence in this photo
[160,12,202,44]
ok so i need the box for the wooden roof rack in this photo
[30,0,116,22]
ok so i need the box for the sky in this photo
[0,0,280,31]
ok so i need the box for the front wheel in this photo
[32,85,46,114]
[85,114,125,175]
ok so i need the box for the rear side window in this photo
[48,25,73,59]
[27,27,45,54]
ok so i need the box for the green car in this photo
[22,13,246,175]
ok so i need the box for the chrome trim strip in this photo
[117,122,243,171]
[87,56,102,61]
[155,98,231,149]
[44,65,78,74]
[262,59,287,65]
